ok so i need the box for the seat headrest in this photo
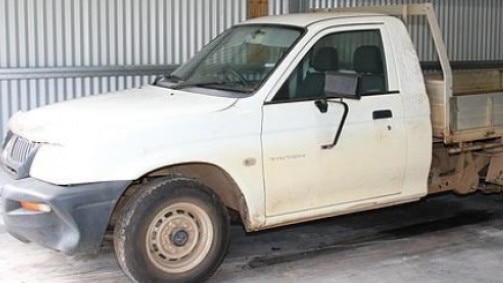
[353,45,384,74]
[311,47,339,72]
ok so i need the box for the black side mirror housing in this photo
[324,72,361,100]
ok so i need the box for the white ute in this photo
[1,4,503,283]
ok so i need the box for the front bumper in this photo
[0,173,131,254]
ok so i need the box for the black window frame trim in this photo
[264,90,400,105]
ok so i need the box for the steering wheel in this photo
[222,64,250,87]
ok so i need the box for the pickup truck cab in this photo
[1,4,502,283]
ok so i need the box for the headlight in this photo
[1,130,13,150]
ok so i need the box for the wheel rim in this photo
[146,202,214,273]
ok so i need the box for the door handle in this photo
[373,110,392,120]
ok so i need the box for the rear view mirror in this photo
[324,72,360,100]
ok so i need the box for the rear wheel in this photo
[114,176,230,283]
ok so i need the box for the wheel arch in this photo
[110,162,254,231]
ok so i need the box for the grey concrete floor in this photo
[1,193,503,283]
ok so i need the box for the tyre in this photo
[114,175,230,283]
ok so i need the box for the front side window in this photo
[157,25,303,95]
[273,29,388,102]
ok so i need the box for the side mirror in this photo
[324,72,361,100]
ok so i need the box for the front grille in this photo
[6,135,37,164]
[1,132,39,178]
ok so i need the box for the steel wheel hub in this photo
[146,202,214,273]
[171,229,189,247]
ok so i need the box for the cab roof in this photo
[241,12,385,28]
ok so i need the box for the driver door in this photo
[261,26,406,217]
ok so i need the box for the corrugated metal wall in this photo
[309,0,503,62]
[269,0,290,15]
[1,0,502,137]
[0,0,247,136]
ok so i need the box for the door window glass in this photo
[273,29,388,102]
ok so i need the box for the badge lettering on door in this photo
[270,154,306,162]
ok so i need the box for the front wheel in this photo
[114,176,230,283]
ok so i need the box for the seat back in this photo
[298,47,339,98]
[353,45,386,94]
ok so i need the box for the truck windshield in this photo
[157,25,303,95]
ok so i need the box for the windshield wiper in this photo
[153,74,184,85]
[172,81,253,93]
